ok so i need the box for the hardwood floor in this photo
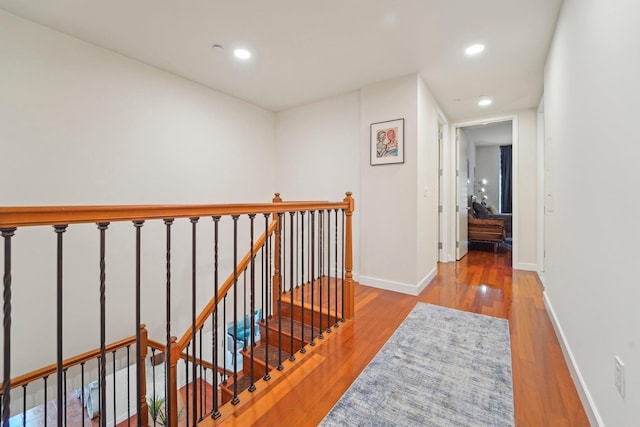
[204,247,590,427]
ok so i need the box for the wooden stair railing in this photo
[0,192,354,426]
[0,325,150,426]
[159,192,356,425]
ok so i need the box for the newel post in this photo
[343,192,355,319]
[138,325,149,426]
[272,193,283,315]
[167,336,179,427]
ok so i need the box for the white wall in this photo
[543,0,640,425]
[275,91,361,278]
[359,74,439,295]
[474,145,500,209]
[359,75,417,292]
[0,10,276,380]
[515,109,538,269]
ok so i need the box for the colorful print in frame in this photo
[370,118,404,165]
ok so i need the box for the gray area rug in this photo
[320,302,514,427]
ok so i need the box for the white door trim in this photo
[537,98,546,276]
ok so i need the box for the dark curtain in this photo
[500,145,512,213]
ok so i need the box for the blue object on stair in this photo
[225,309,263,372]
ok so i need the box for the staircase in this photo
[218,277,343,406]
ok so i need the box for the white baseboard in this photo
[359,266,436,296]
[417,267,437,294]
[352,270,360,283]
[537,271,546,287]
[514,262,538,271]
[542,289,604,427]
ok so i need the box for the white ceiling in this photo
[463,121,513,146]
[0,0,562,120]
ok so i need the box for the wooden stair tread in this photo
[221,343,292,398]
[250,342,292,366]
[261,317,315,341]
[221,373,254,395]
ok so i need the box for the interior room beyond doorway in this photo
[456,119,514,258]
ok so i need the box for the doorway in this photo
[452,116,518,260]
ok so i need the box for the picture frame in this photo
[370,118,404,165]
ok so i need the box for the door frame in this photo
[537,98,546,278]
[449,114,519,265]
[437,109,450,262]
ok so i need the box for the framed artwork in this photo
[370,118,404,165]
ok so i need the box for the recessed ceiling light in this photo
[478,96,492,107]
[233,48,252,60]
[465,44,485,56]
[211,44,224,52]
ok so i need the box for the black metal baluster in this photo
[334,209,340,328]
[299,211,306,354]
[327,209,331,334]
[2,227,16,425]
[112,350,117,425]
[243,269,247,351]
[97,222,109,427]
[163,218,173,424]
[18,384,28,427]
[98,357,101,424]
[126,345,131,427]
[189,217,198,426]
[81,362,85,427]
[150,348,156,427]
[289,212,295,362]
[248,214,257,392]
[64,368,68,427]
[295,213,299,290]
[132,219,144,427]
[203,366,208,415]
[231,215,240,405]
[53,224,67,427]
[199,326,203,421]
[211,216,221,419]
[43,375,48,427]
[185,343,190,426]
[22,384,27,427]
[263,214,271,382]
[341,209,346,322]
[277,213,284,371]
[222,293,227,386]
[318,211,324,340]
[262,216,266,327]
[309,212,315,346]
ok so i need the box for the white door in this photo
[456,128,469,259]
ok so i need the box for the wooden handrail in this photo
[1,326,146,390]
[0,201,349,228]
[147,338,167,353]
[177,220,278,350]
[149,338,232,377]
[179,350,232,377]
